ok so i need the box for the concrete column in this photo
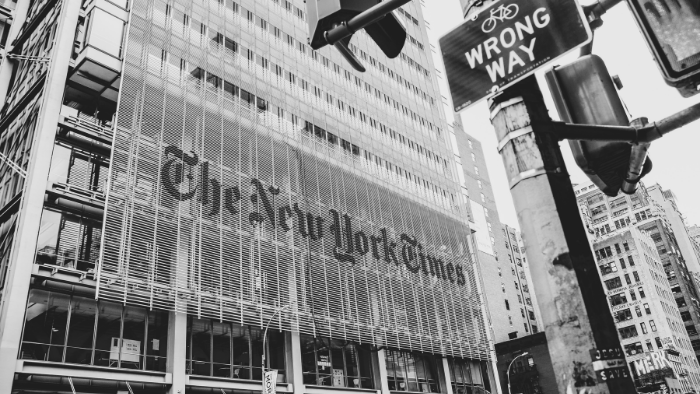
[439,358,453,394]
[0,0,82,390]
[167,311,187,394]
[488,76,636,393]
[286,331,305,394]
[375,349,390,394]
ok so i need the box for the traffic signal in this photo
[626,0,700,97]
[306,0,407,59]
[545,55,652,197]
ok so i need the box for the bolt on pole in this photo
[487,76,638,393]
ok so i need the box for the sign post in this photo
[440,0,638,392]
[439,0,591,111]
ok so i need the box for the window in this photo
[630,289,637,301]
[628,256,635,266]
[595,247,613,260]
[604,277,623,290]
[677,297,687,308]
[624,342,643,356]
[640,322,648,334]
[35,208,102,274]
[650,320,657,332]
[644,303,651,315]
[639,287,646,299]
[610,293,628,306]
[624,274,631,285]
[623,242,630,251]
[187,317,284,380]
[300,334,372,388]
[385,350,439,392]
[615,244,622,254]
[646,341,654,351]
[619,258,626,269]
[633,272,640,282]
[21,289,168,371]
[635,306,642,317]
[615,309,632,322]
[655,337,662,348]
[618,325,639,339]
[505,300,510,310]
[448,358,490,393]
[599,262,618,275]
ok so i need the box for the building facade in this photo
[451,118,540,345]
[0,0,496,393]
[647,184,700,275]
[575,182,700,393]
[502,224,541,335]
[493,332,557,394]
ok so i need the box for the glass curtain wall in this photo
[299,334,373,388]
[20,289,169,371]
[385,349,439,393]
[186,316,285,381]
[447,358,491,394]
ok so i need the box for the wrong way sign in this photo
[440,0,592,112]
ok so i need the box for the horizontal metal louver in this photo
[99,0,490,361]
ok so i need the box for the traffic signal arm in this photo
[548,99,700,143]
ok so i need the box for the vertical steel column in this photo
[287,331,305,394]
[440,357,454,394]
[167,311,187,394]
[376,349,391,394]
[0,0,82,390]
[488,76,636,393]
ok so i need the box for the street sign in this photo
[439,0,592,112]
[263,370,278,394]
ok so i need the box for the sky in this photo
[421,0,700,230]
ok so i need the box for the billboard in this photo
[98,0,490,359]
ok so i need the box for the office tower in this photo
[503,224,542,333]
[451,117,540,344]
[0,0,496,392]
[576,182,700,393]
[647,184,700,274]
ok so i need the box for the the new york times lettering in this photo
[160,145,466,286]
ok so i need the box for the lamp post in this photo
[261,304,291,373]
[507,352,529,394]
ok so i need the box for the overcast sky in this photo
[422,0,700,230]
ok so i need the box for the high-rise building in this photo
[689,226,700,246]
[0,0,496,393]
[575,182,700,392]
[451,117,540,344]
[503,224,542,334]
[647,184,700,275]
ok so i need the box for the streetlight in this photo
[507,352,529,394]
[261,304,291,373]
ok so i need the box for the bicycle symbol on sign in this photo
[481,3,519,33]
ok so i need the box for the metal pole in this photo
[506,352,529,394]
[262,304,290,373]
[487,76,636,393]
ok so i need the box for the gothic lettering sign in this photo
[159,146,468,286]
[439,0,591,112]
